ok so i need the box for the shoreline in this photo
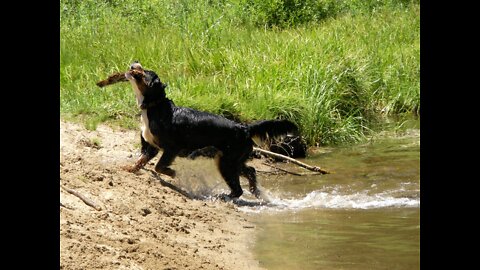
[60,120,264,269]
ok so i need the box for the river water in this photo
[173,128,420,269]
[243,129,420,270]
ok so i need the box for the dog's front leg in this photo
[124,133,159,173]
[154,149,179,177]
[125,155,149,173]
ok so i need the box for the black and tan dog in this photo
[98,62,298,198]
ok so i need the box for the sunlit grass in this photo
[60,0,419,145]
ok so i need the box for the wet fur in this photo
[115,63,298,198]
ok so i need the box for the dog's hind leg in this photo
[217,154,243,198]
[241,164,261,198]
[154,149,179,177]
[125,133,159,173]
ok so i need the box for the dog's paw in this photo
[250,187,262,199]
[121,164,140,173]
[217,193,234,202]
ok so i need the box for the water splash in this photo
[236,189,420,213]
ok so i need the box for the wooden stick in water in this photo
[253,147,331,174]
[261,162,325,176]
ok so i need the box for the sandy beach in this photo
[60,120,264,270]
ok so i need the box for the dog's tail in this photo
[247,120,298,141]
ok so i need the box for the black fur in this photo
[129,65,298,198]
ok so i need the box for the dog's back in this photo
[148,104,250,151]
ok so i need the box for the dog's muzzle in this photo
[130,61,143,70]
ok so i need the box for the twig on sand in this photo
[60,185,102,211]
[60,202,74,210]
[253,147,331,174]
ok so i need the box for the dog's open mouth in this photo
[96,61,146,87]
[125,61,145,80]
[125,69,145,81]
[125,72,134,80]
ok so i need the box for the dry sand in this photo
[60,120,265,270]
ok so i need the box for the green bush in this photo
[241,0,419,28]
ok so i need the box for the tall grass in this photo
[60,0,419,145]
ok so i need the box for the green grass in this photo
[60,0,419,146]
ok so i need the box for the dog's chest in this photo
[141,110,159,148]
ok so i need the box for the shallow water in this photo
[252,208,419,270]
[170,128,420,269]
[247,130,420,270]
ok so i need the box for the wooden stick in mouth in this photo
[96,72,128,88]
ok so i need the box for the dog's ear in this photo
[148,78,167,94]
[146,72,167,91]
[148,76,161,88]
[159,82,168,90]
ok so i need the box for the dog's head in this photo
[125,61,168,108]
